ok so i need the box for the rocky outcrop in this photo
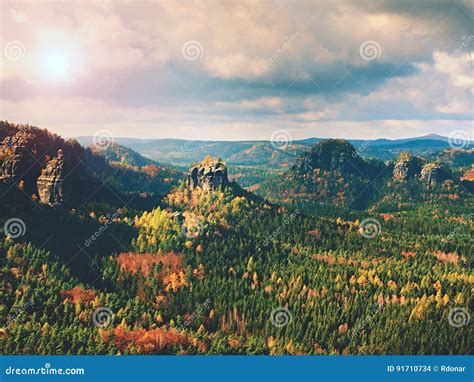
[293,139,360,174]
[393,161,410,180]
[1,121,176,210]
[291,139,386,179]
[37,149,69,206]
[420,163,451,184]
[0,130,39,181]
[187,156,228,191]
[393,154,423,180]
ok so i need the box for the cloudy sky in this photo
[1,0,473,141]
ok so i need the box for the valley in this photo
[1,121,472,355]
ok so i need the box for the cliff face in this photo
[0,121,181,212]
[187,156,228,191]
[420,163,451,184]
[36,149,69,206]
[0,123,86,207]
[393,154,423,180]
[392,154,454,184]
[1,130,41,181]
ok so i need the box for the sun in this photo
[31,29,83,82]
[44,52,71,81]
[43,51,71,81]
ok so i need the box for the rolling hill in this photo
[76,134,473,168]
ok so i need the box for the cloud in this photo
[0,0,472,139]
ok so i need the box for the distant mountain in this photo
[77,136,307,168]
[354,139,454,161]
[76,134,472,168]
[412,133,449,141]
[368,134,449,145]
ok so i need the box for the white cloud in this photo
[0,1,472,139]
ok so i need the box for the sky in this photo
[0,0,473,141]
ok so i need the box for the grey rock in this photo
[393,155,423,180]
[420,163,451,184]
[187,157,228,191]
[37,149,70,206]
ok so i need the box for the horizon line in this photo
[71,133,457,143]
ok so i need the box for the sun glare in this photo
[43,52,70,81]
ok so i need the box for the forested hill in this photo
[89,141,165,168]
[1,123,472,356]
[76,134,474,167]
[0,121,180,213]
[256,139,473,213]
[256,139,386,211]
[1,155,472,355]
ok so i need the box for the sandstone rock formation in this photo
[37,149,69,206]
[0,130,39,180]
[393,154,423,180]
[420,163,451,184]
[187,156,228,191]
